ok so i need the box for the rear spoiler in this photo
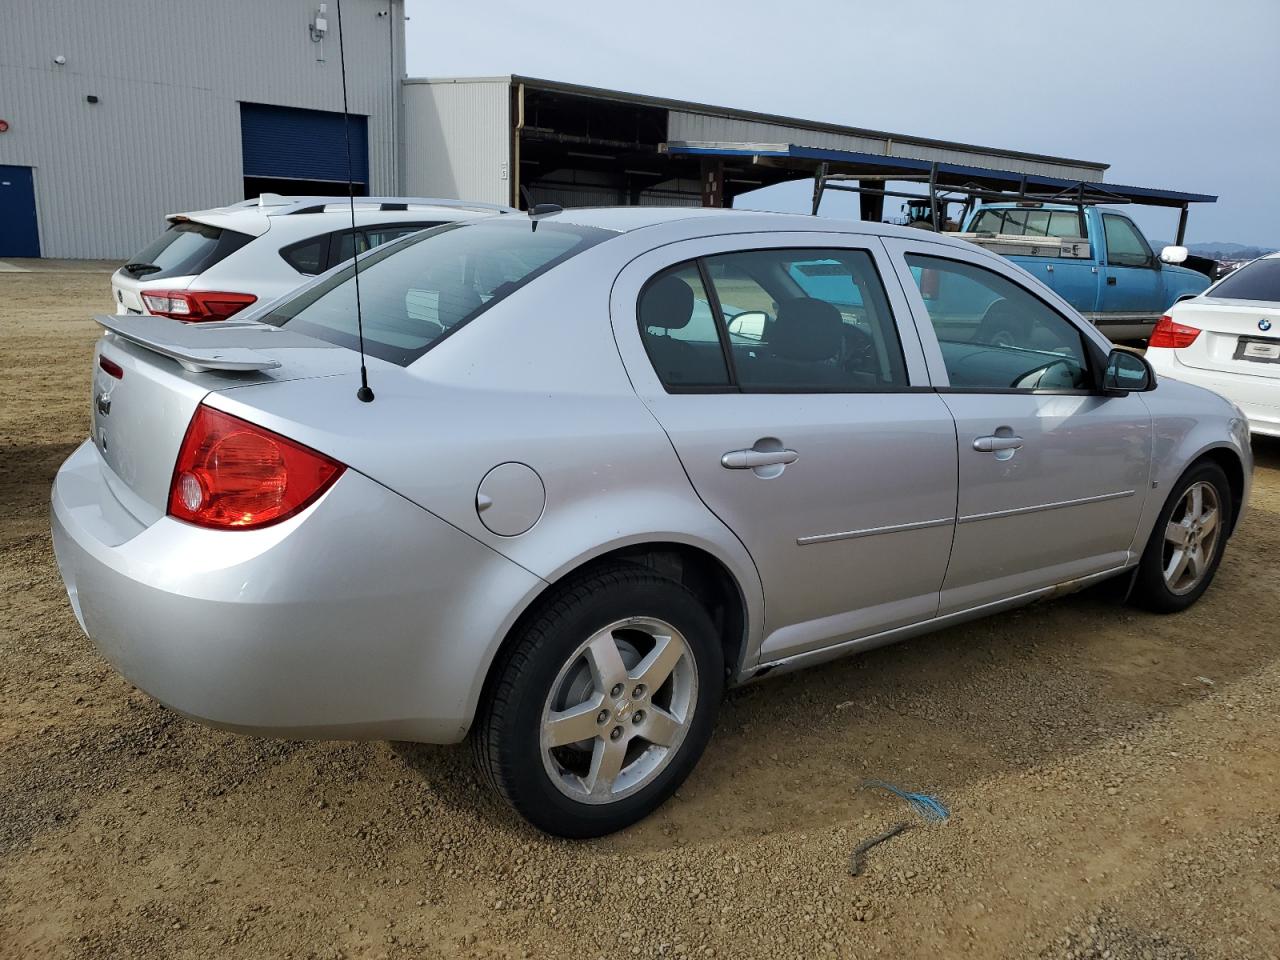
[95,314,332,373]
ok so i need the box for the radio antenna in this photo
[335,0,374,403]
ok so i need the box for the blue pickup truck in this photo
[958,203,1211,341]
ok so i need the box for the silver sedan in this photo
[51,209,1252,836]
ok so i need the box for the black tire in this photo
[1130,460,1232,613]
[471,563,724,838]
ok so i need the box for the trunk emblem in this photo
[96,392,111,416]
[1260,318,1272,332]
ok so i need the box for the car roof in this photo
[169,195,516,237]
[525,205,978,247]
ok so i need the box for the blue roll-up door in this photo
[0,165,40,258]
[240,103,368,185]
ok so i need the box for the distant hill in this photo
[1158,241,1277,260]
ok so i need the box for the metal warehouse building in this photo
[1,0,405,259]
[1,3,1210,261]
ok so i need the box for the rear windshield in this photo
[1207,257,1280,302]
[262,218,613,365]
[969,208,1087,239]
[123,221,253,280]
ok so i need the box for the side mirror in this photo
[1102,348,1156,394]
[1160,245,1189,265]
[726,310,767,341]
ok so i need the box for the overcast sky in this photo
[404,0,1279,248]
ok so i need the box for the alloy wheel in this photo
[1162,480,1222,595]
[540,617,698,805]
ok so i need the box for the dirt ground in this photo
[1,265,1278,960]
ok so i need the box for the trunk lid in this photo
[1167,297,1280,378]
[90,315,353,523]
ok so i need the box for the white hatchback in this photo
[1146,252,1280,437]
[110,194,512,322]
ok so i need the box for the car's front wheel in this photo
[472,564,723,837]
[1131,460,1232,613]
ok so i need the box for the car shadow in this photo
[1251,434,1280,470]
[1,442,81,523]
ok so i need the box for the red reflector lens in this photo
[1148,315,1201,349]
[98,355,124,379]
[141,289,257,322]
[168,405,344,529]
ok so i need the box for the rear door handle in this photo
[721,448,799,469]
[1106,276,1117,286]
[973,435,1024,453]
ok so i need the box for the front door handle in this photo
[973,434,1024,453]
[721,447,799,469]
[1106,275,1118,286]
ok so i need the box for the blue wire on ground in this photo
[862,780,949,822]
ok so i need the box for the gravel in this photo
[2,267,1278,959]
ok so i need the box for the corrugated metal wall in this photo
[668,111,1106,183]
[401,79,511,206]
[0,0,404,259]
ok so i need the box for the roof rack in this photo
[265,196,518,216]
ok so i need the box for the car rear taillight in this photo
[1148,315,1201,349]
[141,289,257,322]
[168,405,344,530]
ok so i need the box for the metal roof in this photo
[667,142,1217,207]
[409,75,1111,176]
[506,76,1110,175]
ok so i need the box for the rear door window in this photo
[637,248,908,393]
[122,221,253,281]
[704,248,906,391]
[280,235,328,275]
[637,263,731,388]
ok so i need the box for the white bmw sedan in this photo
[1146,252,1280,437]
[52,209,1251,836]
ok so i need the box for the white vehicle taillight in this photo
[141,289,257,322]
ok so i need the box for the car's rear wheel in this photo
[472,564,723,837]
[1131,461,1232,613]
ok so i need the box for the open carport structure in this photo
[402,75,1213,238]
[405,75,1105,209]
[670,141,1216,244]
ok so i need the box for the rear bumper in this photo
[51,440,544,743]
[1148,352,1280,438]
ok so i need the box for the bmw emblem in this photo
[1261,318,1274,332]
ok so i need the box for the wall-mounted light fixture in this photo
[309,4,328,61]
